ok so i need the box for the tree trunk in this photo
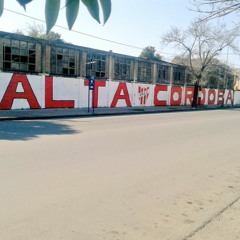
[192,81,199,108]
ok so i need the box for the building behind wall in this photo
[0,31,187,86]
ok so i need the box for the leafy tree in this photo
[162,19,239,107]
[0,0,111,33]
[139,46,162,61]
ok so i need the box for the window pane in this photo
[12,40,19,47]
[2,39,37,72]
[20,41,28,48]
[138,61,152,82]
[51,47,77,76]
[86,52,106,78]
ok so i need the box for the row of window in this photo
[1,38,185,84]
[3,39,36,72]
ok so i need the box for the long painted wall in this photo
[0,73,240,110]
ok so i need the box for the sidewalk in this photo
[187,196,240,240]
[0,105,230,121]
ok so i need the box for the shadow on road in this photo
[0,120,79,141]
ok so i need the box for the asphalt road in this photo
[0,109,240,240]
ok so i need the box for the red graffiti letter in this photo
[111,83,131,107]
[84,79,106,108]
[0,74,40,110]
[225,90,233,104]
[154,85,167,106]
[170,86,182,106]
[184,87,194,105]
[198,87,206,105]
[208,89,216,105]
[45,76,74,108]
[217,90,224,105]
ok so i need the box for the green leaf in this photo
[16,0,33,10]
[99,0,111,24]
[0,0,3,17]
[81,0,100,23]
[45,0,61,34]
[66,0,80,30]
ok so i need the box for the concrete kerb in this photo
[0,105,234,121]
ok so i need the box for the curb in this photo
[0,105,233,121]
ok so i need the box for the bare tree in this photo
[191,0,240,21]
[173,56,233,89]
[161,19,239,107]
[15,23,65,43]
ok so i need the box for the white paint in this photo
[0,73,239,110]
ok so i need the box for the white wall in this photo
[0,73,238,110]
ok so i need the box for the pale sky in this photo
[0,0,240,67]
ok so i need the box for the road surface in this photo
[0,109,240,240]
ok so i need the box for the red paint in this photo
[217,90,224,105]
[198,87,206,105]
[110,83,132,107]
[208,89,216,105]
[138,86,150,105]
[0,74,40,110]
[45,76,74,108]
[84,79,106,108]
[170,86,182,106]
[225,90,233,104]
[184,86,194,105]
[0,73,236,110]
[154,85,167,106]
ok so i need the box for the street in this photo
[0,109,240,240]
